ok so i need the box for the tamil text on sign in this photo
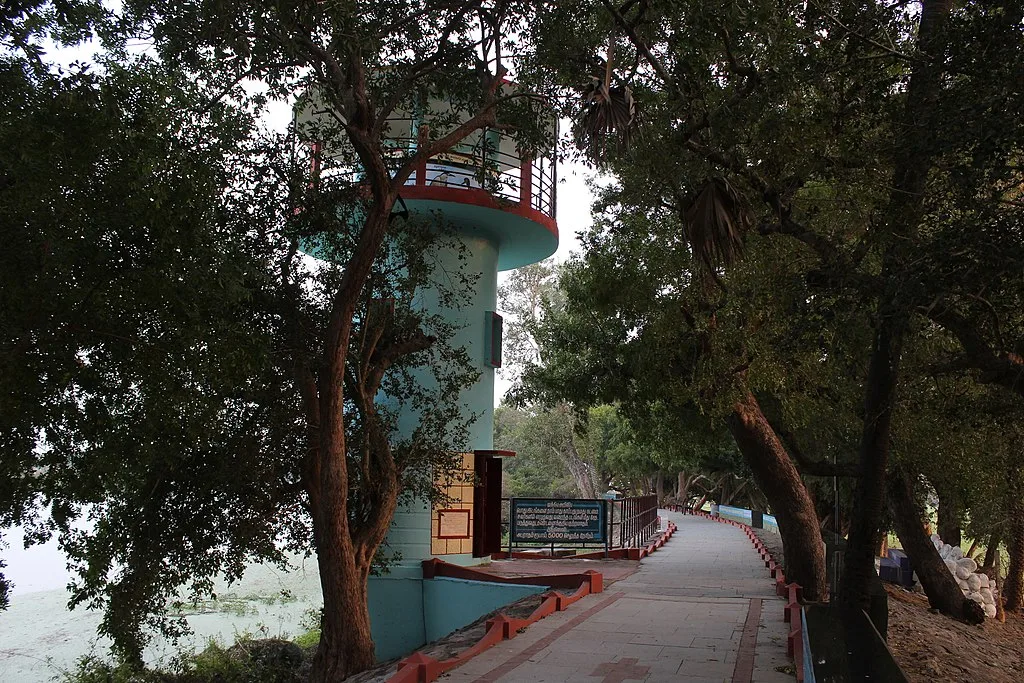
[511,498,606,544]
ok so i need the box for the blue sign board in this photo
[510,498,606,544]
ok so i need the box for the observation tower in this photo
[372,108,558,568]
[297,93,559,658]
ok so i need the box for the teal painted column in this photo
[385,232,498,571]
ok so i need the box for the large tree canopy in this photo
[516,0,1024,613]
[2,1,555,678]
[4,0,1024,676]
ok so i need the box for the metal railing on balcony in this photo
[311,118,557,220]
[391,130,556,220]
[311,139,556,220]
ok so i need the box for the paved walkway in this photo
[441,510,793,683]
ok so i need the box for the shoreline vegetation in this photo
[0,559,323,683]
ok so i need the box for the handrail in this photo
[312,121,557,220]
[616,494,658,548]
[498,495,658,555]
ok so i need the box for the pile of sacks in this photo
[930,534,998,618]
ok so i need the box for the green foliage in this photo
[1,2,551,672]
[291,629,320,650]
[494,405,574,498]
[0,41,305,655]
[6,0,1024,668]
[512,1,1021,546]
[64,635,308,683]
[291,605,321,649]
[64,656,162,683]
[583,404,649,485]
[497,259,562,384]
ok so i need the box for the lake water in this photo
[0,556,324,682]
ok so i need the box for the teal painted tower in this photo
[380,107,558,571]
[297,94,558,659]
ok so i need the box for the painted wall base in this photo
[368,574,545,661]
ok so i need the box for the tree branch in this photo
[925,303,1024,399]
[759,399,860,477]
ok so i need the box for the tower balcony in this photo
[302,103,559,270]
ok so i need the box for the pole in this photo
[508,497,514,560]
[604,499,610,558]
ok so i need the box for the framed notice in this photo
[437,509,471,539]
[510,498,606,545]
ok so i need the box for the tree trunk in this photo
[556,404,600,498]
[983,531,1002,570]
[993,558,1007,623]
[1002,497,1024,611]
[677,471,704,508]
[887,469,983,623]
[561,440,598,499]
[722,479,748,507]
[312,540,376,680]
[936,487,963,548]
[307,375,379,682]
[655,471,665,505]
[841,299,907,610]
[305,201,398,680]
[728,390,826,601]
[677,471,690,506]
[841,0,952,609]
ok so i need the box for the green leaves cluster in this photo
[514,0,1024,547]
[0,1,523,667]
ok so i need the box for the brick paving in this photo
[440,510,793,683]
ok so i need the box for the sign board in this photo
[437,509,471,539]
[510,498,606,544]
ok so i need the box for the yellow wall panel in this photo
[430,453,475,555]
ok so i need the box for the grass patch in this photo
[292,628,321,649]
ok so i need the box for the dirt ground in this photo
[752,526,1024,681]
[885,583,1024,682]
[751,527,784,571]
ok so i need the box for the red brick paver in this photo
[732,598,763,682]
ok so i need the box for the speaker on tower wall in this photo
[485,311,503,368]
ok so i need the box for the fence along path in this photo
[439,509,793,683]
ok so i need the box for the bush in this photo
[65,637,309,683]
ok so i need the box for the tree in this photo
[494,404,583,499]
[524,0,1024,615]
[516,225,830,598]
[499,260,610,498]
[498,260,562,382]
[0,35,302,650]
[2,2,554,678]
